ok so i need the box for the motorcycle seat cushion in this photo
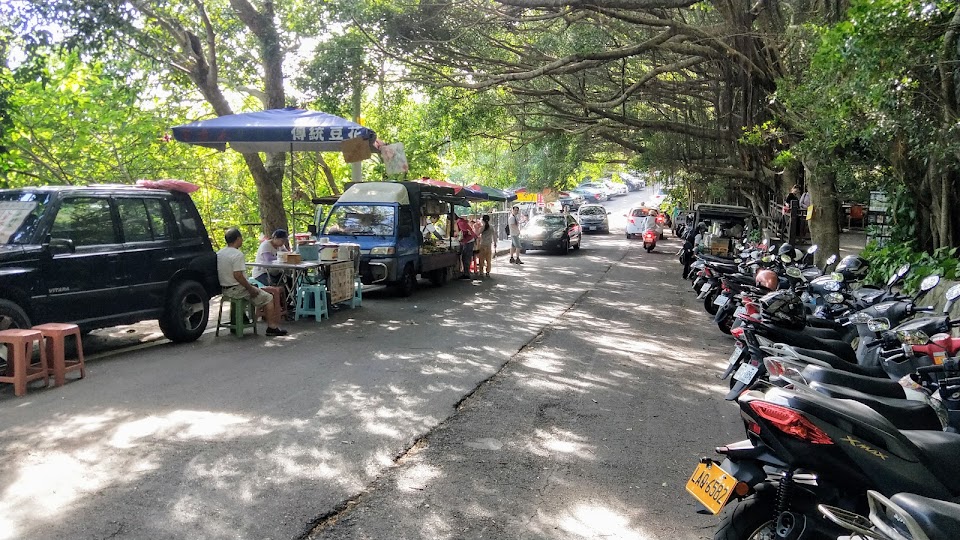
[901,430,960,493]
[890,493,960,538]
[808,382,941,431]
[791,347,886,378]
[802,365,906,399]
[763,326,857,363]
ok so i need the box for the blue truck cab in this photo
[317,182,465,296]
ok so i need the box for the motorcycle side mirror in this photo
[762,255,774,263]
[886,271,901,288]
[785,267,802,279]
[896,263,911,279]
[824,254,838,268]
[897,329,930,345]
[767,244,778,253]
[780,254,793,263]
[831,272,845,283]
[944,284,960,313]
[806,245,819,255]
[918,275,940,294]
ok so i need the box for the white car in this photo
[649,186,670,205]
[601,180,628,197]
[625,207,663,239]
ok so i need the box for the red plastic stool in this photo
[32,323,85,387]
[0,329,49,397]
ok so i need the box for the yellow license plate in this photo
[685,460,738,514]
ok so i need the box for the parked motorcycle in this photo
[820,490,960,540]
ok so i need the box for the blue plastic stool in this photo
[295,284,329,321]
[351,276,363,308]
[215,297,258,337]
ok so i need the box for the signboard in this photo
[515,192,538,203]
[328,261,355,304]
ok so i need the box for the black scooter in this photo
[686,383,960,540]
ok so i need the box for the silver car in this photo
[577,204,610,233]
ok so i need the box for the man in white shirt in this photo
[508,205,523,265]
[217,227,287,337]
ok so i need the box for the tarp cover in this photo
[171,108,377,153]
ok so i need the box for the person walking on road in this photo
[508,205,524,265]
[477,214,497,278]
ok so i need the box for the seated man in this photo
[217,227,288,337]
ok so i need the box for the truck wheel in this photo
[159,280,209,343]
[428,267,449,286]
[396,265,417,297]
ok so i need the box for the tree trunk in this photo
[803,157,840,265]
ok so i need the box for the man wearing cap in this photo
[253,229,290,286]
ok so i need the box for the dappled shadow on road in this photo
[307,232,744,539]
[0,231,628,540]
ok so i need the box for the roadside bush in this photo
[861,240,959,293]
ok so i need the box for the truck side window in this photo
[116,198,153,242]
[50,197,118,246]
[398,209,414,236]
[169,199,199,238]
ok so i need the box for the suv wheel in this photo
[0,299,30,331]
[0,299,30,361]
[160,280,209,343]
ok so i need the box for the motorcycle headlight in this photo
[370,246,396,256]
[823,280,842,292]
[896,330,930,345]
[867,318,891,332]
[847,312,873,324]
[825,292,845,304]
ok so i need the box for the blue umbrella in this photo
[171,107,376,153]
[172,108,377,243]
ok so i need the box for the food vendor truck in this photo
[316,181,466,296]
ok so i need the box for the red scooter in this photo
[642,228,658,252]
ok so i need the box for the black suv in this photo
[0,185,219,342]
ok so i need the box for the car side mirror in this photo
[607,211,611,215]
[48,237,75,254]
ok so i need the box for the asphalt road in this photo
[0,188,742,540]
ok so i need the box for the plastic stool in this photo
[295,284,329,321]
[215,296,258,337]
[0,329,49,397]
[32,323,85,387]
[351,276,363,308]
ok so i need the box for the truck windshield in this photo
[0,192,51,244]
[322,205,396,236]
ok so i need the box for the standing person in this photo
[508,205,524,265]
[252,229,289,286]
[477,214,497,278]
[786,185,800,205]
[217,227,288,336]
[456,214,477,280]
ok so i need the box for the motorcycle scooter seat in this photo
[802,365,906,398]
[808,381,942,431]
[890,493,960,538]
[900,430,960,493]
[792,347,887,378]
[762,326,858,363]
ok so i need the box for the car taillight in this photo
[628,218,634,224]
[748,401,833,445]
[656,215,666,224]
